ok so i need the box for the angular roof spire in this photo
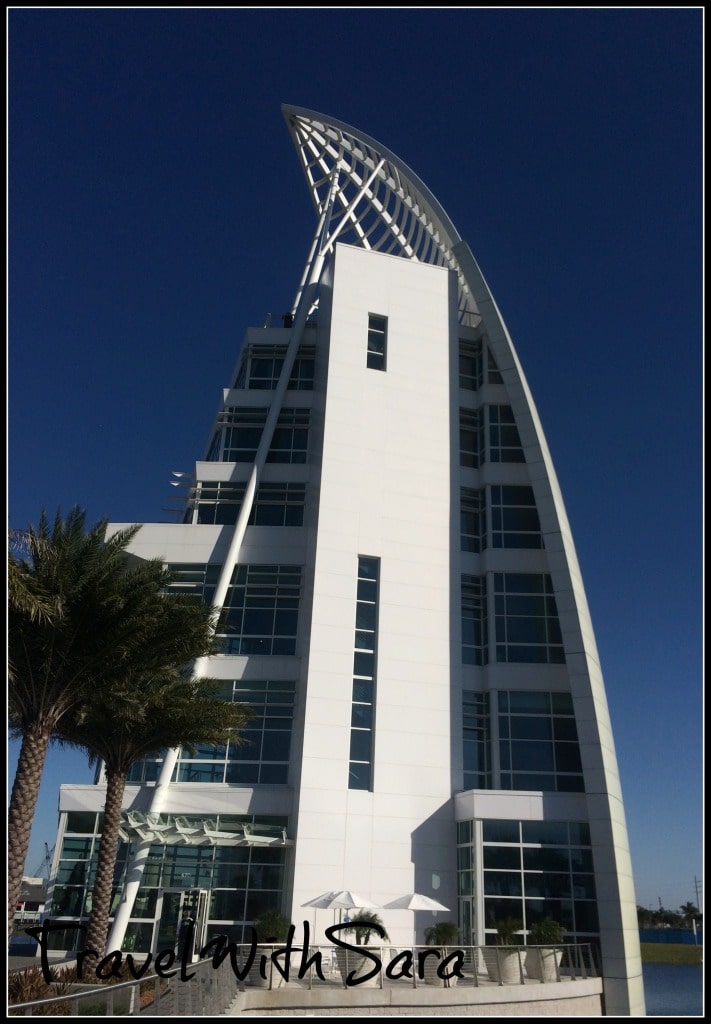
[282,104,480,326]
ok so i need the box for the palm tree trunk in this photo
[84,767,127,962]
[8,726,51,941]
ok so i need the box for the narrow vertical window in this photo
[367,314,387,371]
[463,691,491,789]
[461,487,486,553]
[488,406,524,463]
[461,574,488,665]
[459,339,483,390]
[460,409,484,468]
[349,556,380,789]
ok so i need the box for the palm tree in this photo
[57,667,250,961]
[342,911,389,946]
[680,902,700,928]
[8,530,61,629]
[8,506,148,938]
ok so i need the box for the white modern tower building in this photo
[50,106,644,1014]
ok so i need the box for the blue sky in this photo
[8,8,703,913]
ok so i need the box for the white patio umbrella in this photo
[382,893,450,946]
[301,890,380,935]
[302,890,380,910]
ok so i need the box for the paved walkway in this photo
[8,951,75,973]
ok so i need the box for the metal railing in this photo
[237,942,598,990]
[263,312,318,329]
[8,955,241,1017]
[8,943,597,1014]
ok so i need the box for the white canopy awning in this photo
[118,811,293,847]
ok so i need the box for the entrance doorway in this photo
[155,888,209,961]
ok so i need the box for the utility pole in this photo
[694,876,702,911]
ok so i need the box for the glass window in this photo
[367,314,387,371]
[494,574,565,664]
[65,813,98,834]
[498,689,583,792]
[209,408,310,464]
[487,350,503,384]
[461,575,488,666]
[460,409,483,468]
[193,681,298,786]
[488,406,525,463]
[349,556,380,790]
[491,486,543,549]
[190,482,306,528]
[233,345,315,390]
[459,339,483,390]
[461,487,486,553]
[472,817,598,943]
[216,565,301,656]
[463,691,490,789]
[459,335,500,389]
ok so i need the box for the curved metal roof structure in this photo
[282,104,481,327]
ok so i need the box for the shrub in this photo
[528,917,565,944]
[341,911,390,946]
[494,916,523,945]
[253,907,292,942]
[8,964,72,1015]
[424,921,460,947]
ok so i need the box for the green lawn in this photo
[640,942,702,965]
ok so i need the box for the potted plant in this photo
[336,912,390,988]
[245,908,293,988]
[525,917,565,982]
[422,921,461,987]
[482,916,524,985]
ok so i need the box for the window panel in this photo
[367,314,387,371]
[233,345,315,390]
[459,336,500,389]
[211,408,310,464]
[491,486,542,549]
[459,339,483,390]
[463,691,491,789]
[215,565,301,656]
[348,762,371,790]
[482,820,520,843]
[488,406,525,463]
[494,574,565,664]
[510,717,552,740]
[461,574,488,665]
[349,556,380,790]
[484,872,523,896]
[352,704,374,728]
[461,487,486,552]
[498,690,583,792]
[521,821,569,845]
[510,741,555,772]
[459,409,483,468]
[483,846,521,870]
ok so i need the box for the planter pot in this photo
[525,946,563,982]
[335,946,382,988]
[482,946,524,985]
[422,949,460,987]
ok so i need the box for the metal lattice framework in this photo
[118,812,292,848]
[283,104,482,327]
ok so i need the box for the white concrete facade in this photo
[291,246,458,934]
[51,107,644,1014]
